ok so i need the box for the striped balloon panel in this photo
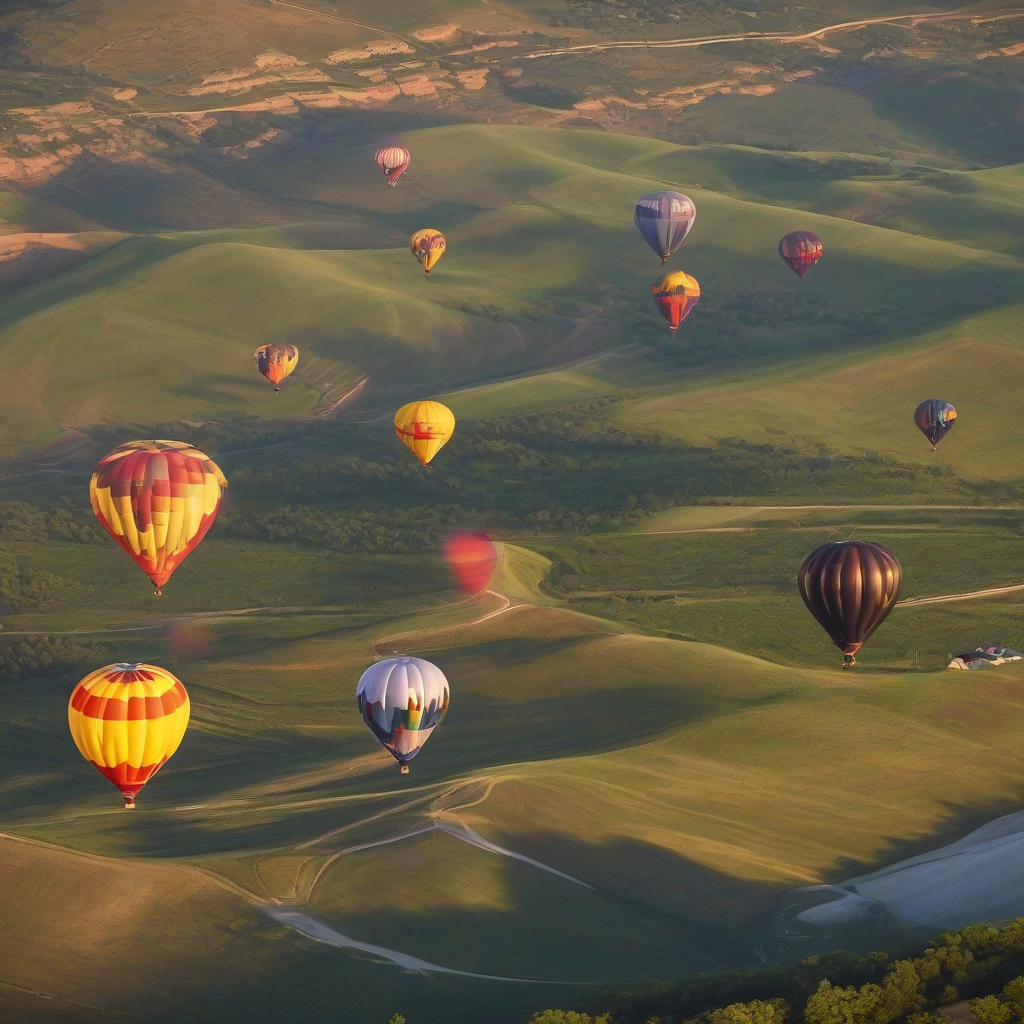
[68,664,190,800]
[375,146,410,185]
[90,441,227,587]
[778,231,823,277]
[651,270,700,330]
[634,191,696,263]
[797,542,902,657]
[914,399,956,447]
[409,229,446,273]
[394,400,455,465]
[254,343,299,385]
[356,657,449,765]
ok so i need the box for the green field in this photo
[3,3,1024,1022]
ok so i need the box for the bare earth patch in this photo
[413,23,461,44]
[325,40,414,63]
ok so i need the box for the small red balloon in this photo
[443,532,497,594]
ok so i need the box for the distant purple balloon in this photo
[634,191,696,265]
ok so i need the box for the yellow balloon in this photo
[410,229,446,274]
[394,401,455,466]
[68,663,190,809]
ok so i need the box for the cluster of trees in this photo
[526,920,1024,1024]
[0,501,103,545]
[0,634,105,683]
[225,403,974,543]
[0,551,85,614]
[220,504,463,553]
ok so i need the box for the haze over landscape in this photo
[2,1,1024,1022]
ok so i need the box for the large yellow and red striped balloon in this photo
[90,441,227,594]
[68,664,190,808]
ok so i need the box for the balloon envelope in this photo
[254,343,299,390]
[443,532,497,594]
[375,145,410,186]
[394,400,455,466]
[68,663,190,808]
[410,228,446,274]
[651,270,700,330]
[356,656,450,770]
[779,231,823,277]
[797,541,901,667]
[914,399,957,450]
[90,440,227,593]
[634,191,696,265]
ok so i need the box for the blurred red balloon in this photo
[166,620,214,659]
[443,532,497,594]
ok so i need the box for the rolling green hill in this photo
[4,4,1024,1023]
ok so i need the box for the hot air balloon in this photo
[778,231,823,278]
[375,145,411,186]
[798,541,902,668]
[90,440,227,595]
[254,343,299,392]
[68,663,190,808]
[914,399,957,451]
[651,270,700,331]
[443,532,497,594]
[356,656,449,773]
[410,229,446,274]
[634,191,696,265]
[394,400,455,466]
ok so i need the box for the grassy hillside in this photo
[2,125,1022,457]
[3,6,1024,1021]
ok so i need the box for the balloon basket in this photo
[399,764,410,775]
[123,797,136,810]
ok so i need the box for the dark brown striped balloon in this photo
[797,541,902,668]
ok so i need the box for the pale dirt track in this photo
[521,8,1023,58]
[261,905,591,983]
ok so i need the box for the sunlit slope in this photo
[544,509,1024,669]
[0,836,557,1024]
[300,828,708,981]
[614,302,1024,484]
[3,124,1021,453]
[624,147,1024,256]
[10,577,1024,947]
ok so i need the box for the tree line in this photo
[524,919,1024,1024]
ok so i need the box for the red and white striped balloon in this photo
[375,146,410,186]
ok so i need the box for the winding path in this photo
[261,906,590,983]
[521,8,1022,59]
